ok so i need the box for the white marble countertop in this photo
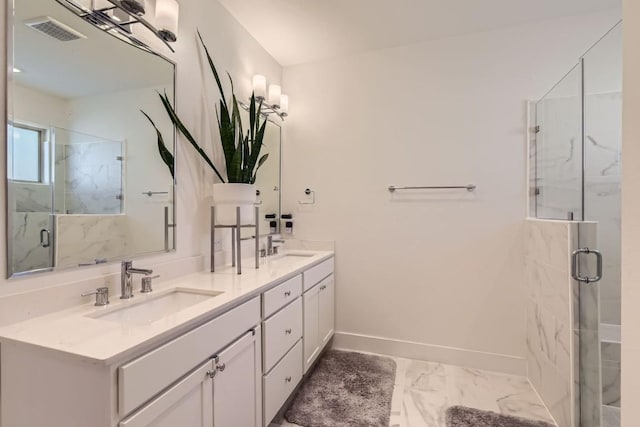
[0,250,334,365]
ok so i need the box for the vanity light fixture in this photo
[155,0,179,42]
[248,75,289,120]
[56,0,179,53]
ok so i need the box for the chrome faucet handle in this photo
[82,287,110,306]
[141,275,160,293]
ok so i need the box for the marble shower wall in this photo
[7,182,54,273]
[54,214,128,266]
[55,138,124,215]
[8,182,52,213]
[525,219,600,427]
[584,92,621,326]
[525,219,575,427]
[10,212,52,273]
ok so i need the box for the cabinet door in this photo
[213,328,262,427]
[303,284,321,373]
[119,361,214,427]
[319,276,335,347]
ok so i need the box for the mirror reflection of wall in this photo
[7,0,176,277]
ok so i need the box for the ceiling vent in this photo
[24,16,87,42]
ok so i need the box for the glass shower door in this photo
[534,63,584,221]
[582,22,623,426]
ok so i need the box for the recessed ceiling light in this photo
[12,67,22,73]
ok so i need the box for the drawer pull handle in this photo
[285,376,292,383]
[206,369,217,379]
[320,285,326,290]
[284,291,291,297]
[285,328,292,334]
[217,363,226,372]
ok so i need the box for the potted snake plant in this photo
[143,31,268,224]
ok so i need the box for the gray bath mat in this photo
[446,406,556,427]
[284,350,396,427]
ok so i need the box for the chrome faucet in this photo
[121,260,153,299]
[267,236,286,256]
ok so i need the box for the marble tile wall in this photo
[56,141,123,214]
[601,341,621,407]
[54,214,128,267]
[8,182,52,213]
[525,219,574,427]
[8,182,54,274]
[584,92,622,326]
[525,219,601,427]
[10,212,52,273]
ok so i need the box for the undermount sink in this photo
[278,252,315,258]
[89,288,224,324]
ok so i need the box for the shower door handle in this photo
[40,229,51,248]
[571,248,602,283]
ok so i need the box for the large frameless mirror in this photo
[7,0,176,277]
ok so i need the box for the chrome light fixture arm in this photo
[55,0,177,54]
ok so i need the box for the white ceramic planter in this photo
[213,183,257,225]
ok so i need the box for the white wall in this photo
[12,83,70,129]
[282,10,620,366]
[0,0,281,324]
[621,0,640,425]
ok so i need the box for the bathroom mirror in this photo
[238,108,282,235]
[6,0,176,277]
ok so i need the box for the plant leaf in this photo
[250,153,269,184]
[197,30,228,112]
[245,119,268,181]
[218,100,236,170]
[158,91,226,183]
[141,110,174,179]
[228,136,246,183]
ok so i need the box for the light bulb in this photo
[268,84,281,108]
[253,75,267,100]
[156,0,179,42]
[280,95,289,116]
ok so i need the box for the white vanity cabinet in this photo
[1,296,262,427]
[0,254,335,427]
[260,274,304,426]
[303,259,335,373]
[120,328,262,427]
[118,360,214,427]
[303,274,335,373]
[212,328,262,427]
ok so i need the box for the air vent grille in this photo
[24,16,86,42]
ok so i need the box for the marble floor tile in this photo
[273,353,556,427]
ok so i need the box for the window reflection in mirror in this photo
[7,0,176,277]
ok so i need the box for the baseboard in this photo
[332,331,527,376]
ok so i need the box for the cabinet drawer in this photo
[262,274,302,319]
[263,297,302,372]
[303,257,334,292]
[263,340,302,426]
[118,297,260,417]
